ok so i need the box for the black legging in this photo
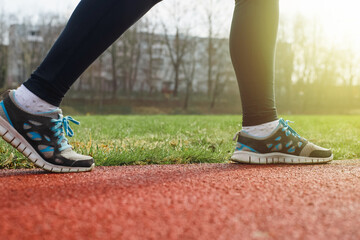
[230,0,279,126]
[24,0,278,126]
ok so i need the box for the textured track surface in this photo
[1,160,360,240]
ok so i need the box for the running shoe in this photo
[231,118,333,164]
[0,90,95,172]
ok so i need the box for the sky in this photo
[1,0,360,50]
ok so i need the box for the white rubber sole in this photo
[0,116,95,173]
[231,150,333,164]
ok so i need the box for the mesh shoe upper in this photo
[235,119,332,158]
[0,90,93,168]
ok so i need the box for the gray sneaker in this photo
[0,90,95,172]
[231,118,333,164]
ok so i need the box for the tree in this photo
[110,42,119,99]
[119,23,142,95]
[0,9,7,88]
[209,38,233,109]
[141,15,162,95]
[10,15,64,86]
[201,0,226,99]
[161,0,194,97]
[204,0,215,98]
[181,38,197,110]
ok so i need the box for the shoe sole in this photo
[231,151,333,164]
[0,116,95,173]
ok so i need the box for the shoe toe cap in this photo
[60,149,95,168]
[309,149,332,158]
[71,158,95,168]
[301,142,332,158]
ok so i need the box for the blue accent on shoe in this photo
[275,136,281,141]
[267,144,273,149]
[28,132,42,140]
[40,146,54,153]
[236,146,244,151]
[236,143,258,153]
[286,141,292,148]
[288,146,296,153]
[298,142,303,147]
[0,101,14,127]
[44,136,51,141]
[275,143,281,150]
[51,115,80,151]
[24,123,31,128]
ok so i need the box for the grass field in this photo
[1,115,359,169]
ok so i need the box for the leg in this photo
[0,0,161,172]
[24,0,161,107]
[230,0,279,126]
[229,0,333,164]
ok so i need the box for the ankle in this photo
[242,119,279,137]
[14,85,58,113]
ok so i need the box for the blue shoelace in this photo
[50,115,80,151]
[279,118,302,139]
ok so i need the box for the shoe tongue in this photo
[278,119,288,129]
[267,120,284,134]
[46,109,72,152]
[279,118,285,125]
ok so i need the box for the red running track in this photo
[1,160,360,240]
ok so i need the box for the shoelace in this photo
[50,115,80,151]
[279,118,302,139]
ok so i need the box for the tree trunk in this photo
[173,66,179,97]
[111,44,118,100]
[207,36,213,98]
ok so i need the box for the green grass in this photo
[1,115,359,169]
